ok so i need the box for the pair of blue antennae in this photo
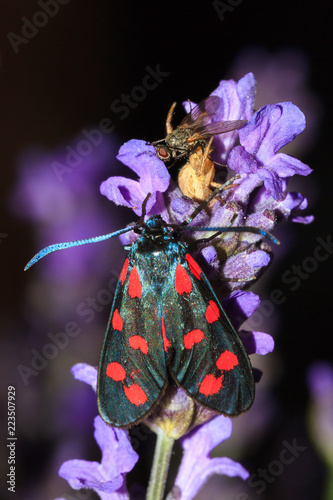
[24,183,279,271]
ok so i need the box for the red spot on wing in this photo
[186,253,202,280]
[112,309,123,331]
[216,351,239,371]
[184,329,205,349]
[205,300,220,324]
[199,374,224,396]
[161,316,171,352]
[128,266,142,298]
[124,384,148,406]
[106,362,126,381]
[119,258,129,285]
[129,335,148,354]
[175,264,192,294]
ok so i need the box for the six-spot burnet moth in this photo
[25,185,279,428]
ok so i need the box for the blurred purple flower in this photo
[308,362,333,400]
[307,362,333,464]
[228,102,312,200]
[10,136,120,283]
[174,416,248,500]
[10,135,114,222]
[100,139,170,216]
[229,46,323,156]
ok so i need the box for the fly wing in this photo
[187,119,247,142]
[97,253,168,427]
[161,251,254,416]
[179,96,220,129]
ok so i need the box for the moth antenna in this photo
[24,226,136,271]
[185,225,279,245]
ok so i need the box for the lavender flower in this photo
[174,416,248,500]
[10,136,119,283]
[100,139,171,216]
[58,365,138,500]
[52,72,312,500]
[228,101,312,200]
[101,75,312,298]
[59,416,138,499]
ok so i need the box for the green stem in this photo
[323,464,333,500]
[146,428,175,500]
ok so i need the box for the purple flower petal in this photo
[222,291,261,329]
[59,368,138,498]
[118,141,171,196]
[249,187,313,224]
[256,166,285,200]
[71,363,97,391]
[212,72,256,122]
[175,416,248,500]
[100,176,147,211]
[59,458,123,493]
[222,250,271,282]
[239,102,306,158]
[292,214,314,224]
[228,102,312,199]
[241,331,275,355]
[228,145,258,174]
[100,139,170,215]
[95,417,138,474]
[269,152,312,178]
[59,416,138,498]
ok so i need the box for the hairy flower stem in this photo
[146,428,174,500]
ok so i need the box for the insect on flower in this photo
[25,185,278,428]
[177,136,221,203]
[152,96,247,165]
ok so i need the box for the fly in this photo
[152,95,247,164]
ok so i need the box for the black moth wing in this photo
[161,247,255,416]
[97,246,168,427]
[179,96,220,130]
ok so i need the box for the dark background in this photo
[1,1,332,499]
